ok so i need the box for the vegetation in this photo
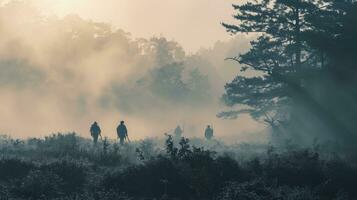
[0,1,356,199]
[1,133,356,200]
[220,0,357,149]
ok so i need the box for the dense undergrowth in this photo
[0,133,356,200]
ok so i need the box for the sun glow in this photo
[32,0,87,16]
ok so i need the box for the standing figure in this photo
[174,125,183,138]
[90,121,102,144]
[117,121,128,145]
[204,125,214,140]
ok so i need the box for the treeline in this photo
[0,1,249,137]
[1,133,357,199]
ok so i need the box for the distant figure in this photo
[204,125,214,140]
[90,121,102,144]
[117,121,128,145]
[174,125,183,138]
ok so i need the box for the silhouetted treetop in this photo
[221,0,357,147]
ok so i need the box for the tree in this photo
[221,0,357,145]
[302,0,357,144]
[221,0,322,126]
[304,0,357,80]
[150,62,189,101]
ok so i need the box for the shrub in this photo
[1,133,357,199]
[40,160,87,193]
[0,158,35,181]
[320,160,357,198]
[264,149,324,187]
[15,170,64,199]
[37,133,81,157]
[216,179,320,200]
[102,156,190,199]
[215,179,273,200]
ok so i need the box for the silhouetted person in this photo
[174,125,183,138]
[90,121,101,144]
[205,125,213,140]
[117,121,128,145]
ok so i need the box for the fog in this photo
[29,0,238,52]
[0,1,264,141]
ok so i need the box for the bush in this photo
[1,133,357,199]
[320,160,357,198]
[15,170,64,199]
[102,136,246,199]
[216,179,320,200]
[0,158,35,181]
[102,156,191,199]
[37,133,81,157]
[264,149,324,187]
[0,183,10,200]
[40,160,87,193]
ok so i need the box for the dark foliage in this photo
[0,134,357,199]
[40,160,87,193]
[221,0,357,150]
[0,158,35,181]
[15,170,64,199]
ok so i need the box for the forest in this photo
[1,0,357,199]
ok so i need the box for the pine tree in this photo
[221,0,357,146]
[221,0,322,126]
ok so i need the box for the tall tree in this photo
[302,0,357,143]
[221,0,357,145]
[221,0,321,126]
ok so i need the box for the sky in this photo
[0,0,265,142]
[30,0,238,52]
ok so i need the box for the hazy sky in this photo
[0,0,264,141]
[30,0,237,52]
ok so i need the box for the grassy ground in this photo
[0,133,356,200]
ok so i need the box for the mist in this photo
[0,1,263,141]
[1,1,357,199]
[29,0,238,52]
